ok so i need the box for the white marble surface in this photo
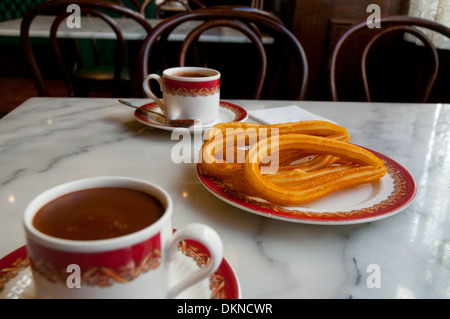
[1,98,449,299]
[0,16,273,43]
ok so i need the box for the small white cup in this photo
[143,67,220,124]
[23,176,223,299]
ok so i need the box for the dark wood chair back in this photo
[21,0,153,97]
[329,16,450,102]
[138,7,308,100]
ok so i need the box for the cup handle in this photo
[166,224,223,299]
[143,74,165,112]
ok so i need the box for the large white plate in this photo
[197,149,416,225]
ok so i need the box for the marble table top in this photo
[0,98,449,298]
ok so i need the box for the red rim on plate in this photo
[197,149,416,225]
[0,242,240,299]
[134,101,248,128]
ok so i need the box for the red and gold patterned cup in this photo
[23,176,223,299]
[143,67,220,124]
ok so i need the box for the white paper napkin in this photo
[248,105,335,124]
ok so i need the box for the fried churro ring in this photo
[242,134,387,206]
[200,121,350,179]
[200,121,387,206]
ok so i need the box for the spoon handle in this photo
[118,99,138,109]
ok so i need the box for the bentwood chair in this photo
[138,7,308,99]
[21,0,153,97]
[329,16,450,102]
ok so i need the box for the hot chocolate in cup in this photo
[23,176,223,299]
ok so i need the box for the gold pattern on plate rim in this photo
[207,161,406,219]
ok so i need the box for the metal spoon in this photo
[119,99,197,128]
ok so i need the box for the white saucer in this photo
[134,101,248,132]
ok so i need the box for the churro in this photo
[199,121,386,206]
[200,121,349,179]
